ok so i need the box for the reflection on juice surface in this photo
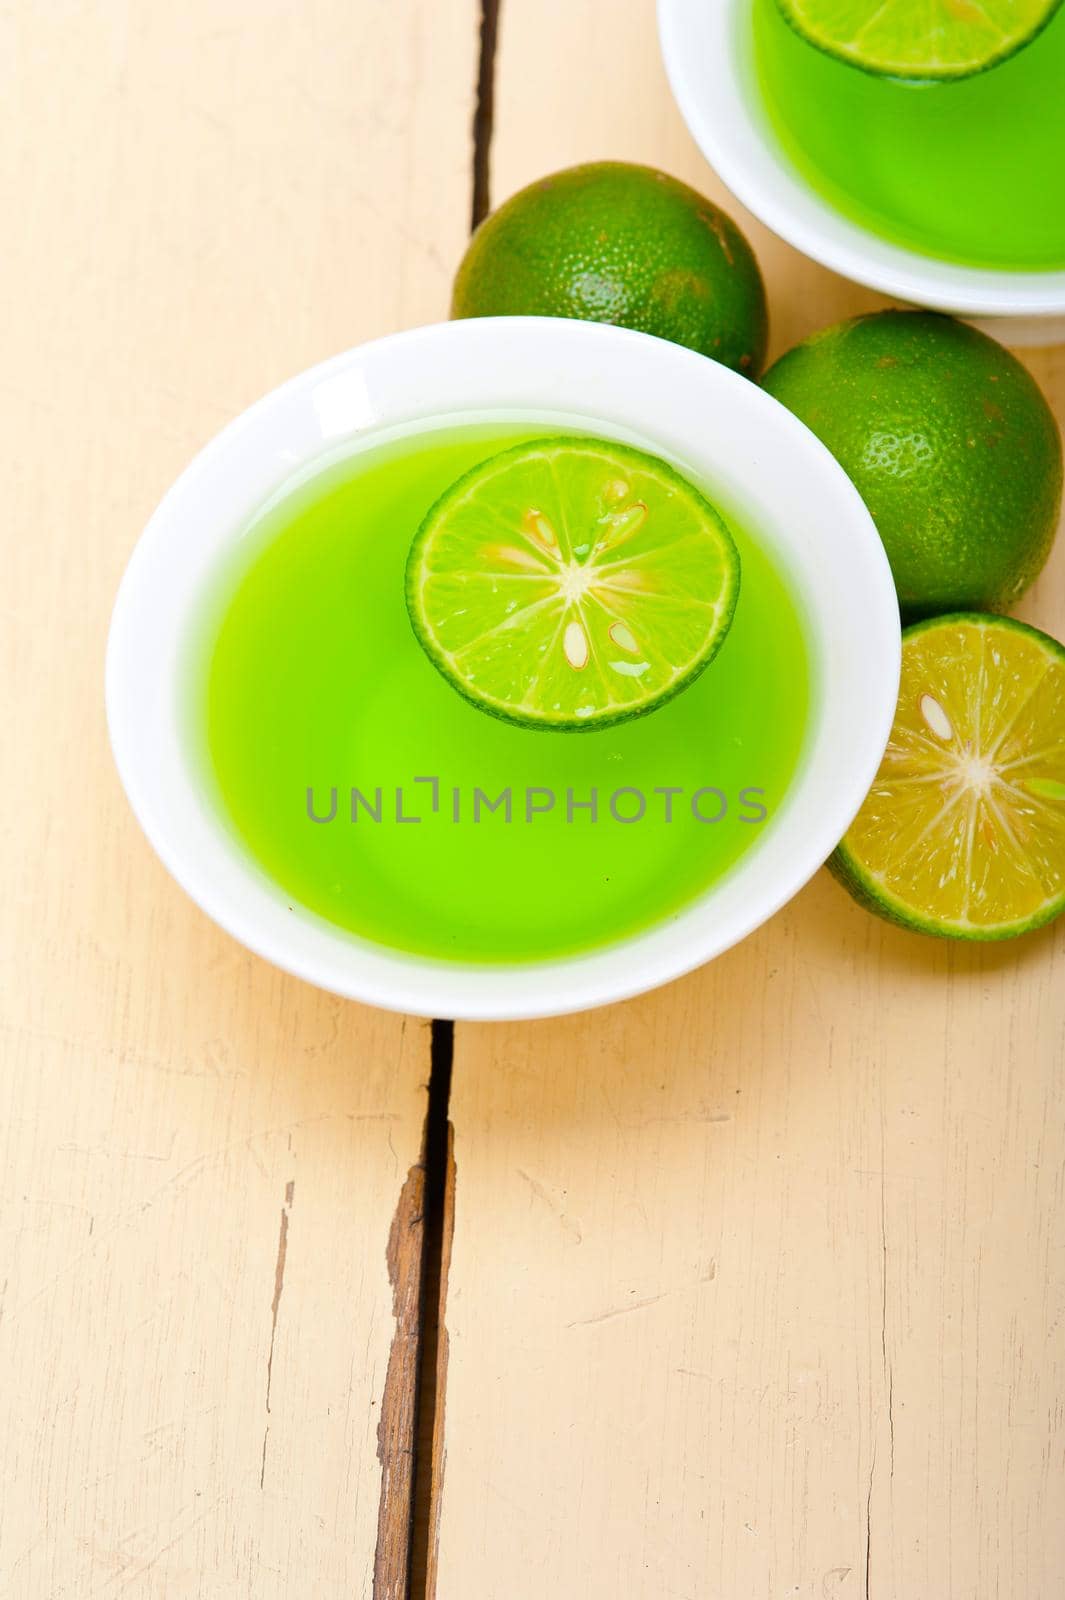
[186,418,812,964]
[750,0,1065,271]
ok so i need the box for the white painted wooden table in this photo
[3,2,1062,1595]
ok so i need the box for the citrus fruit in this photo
[774,0,1064,79]
[832,613,1065,939]
[762,312,1062,617]
[405,436,741,731]
[451,162,768,376]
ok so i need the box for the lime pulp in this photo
[833,614,1065,939]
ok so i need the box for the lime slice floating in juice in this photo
[405,436,741,731]
[774,0,1064,79]
[832,614,1065,940]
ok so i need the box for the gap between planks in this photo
[409,1025,456,1598]
[381,1,501,1593]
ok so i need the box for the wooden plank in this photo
[430,1,1065,1594]
[0,2,478,1593]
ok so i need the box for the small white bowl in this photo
[659,0,1065,343]
[106,317,899,1021]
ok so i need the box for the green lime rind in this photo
[761,312,1063,619]
[775,0,1064,80]
[451,162,769,378]
[831,613,1065,941]
[405,436,741,732]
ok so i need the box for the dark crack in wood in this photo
[471,0,501,228]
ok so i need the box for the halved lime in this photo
[775,0,1064,79]
[405,436,740,731]
[832,614,1065,940]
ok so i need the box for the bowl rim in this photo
[106,316,901,1021]
[657,0,1065,319]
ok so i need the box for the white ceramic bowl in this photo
[658,0,1065,343]
[107,317,900,1021]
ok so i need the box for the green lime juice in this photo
[750,0,1065,270]
[187,417,811,963]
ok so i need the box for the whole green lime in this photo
[762,311,1062,615]
[452,162,768,376]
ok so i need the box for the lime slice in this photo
[833,614,1065,940]
[406,436,740,731]
[775,0,1064,79]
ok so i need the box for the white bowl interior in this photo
[106,318,900,1020]
[658,0,1065,320]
